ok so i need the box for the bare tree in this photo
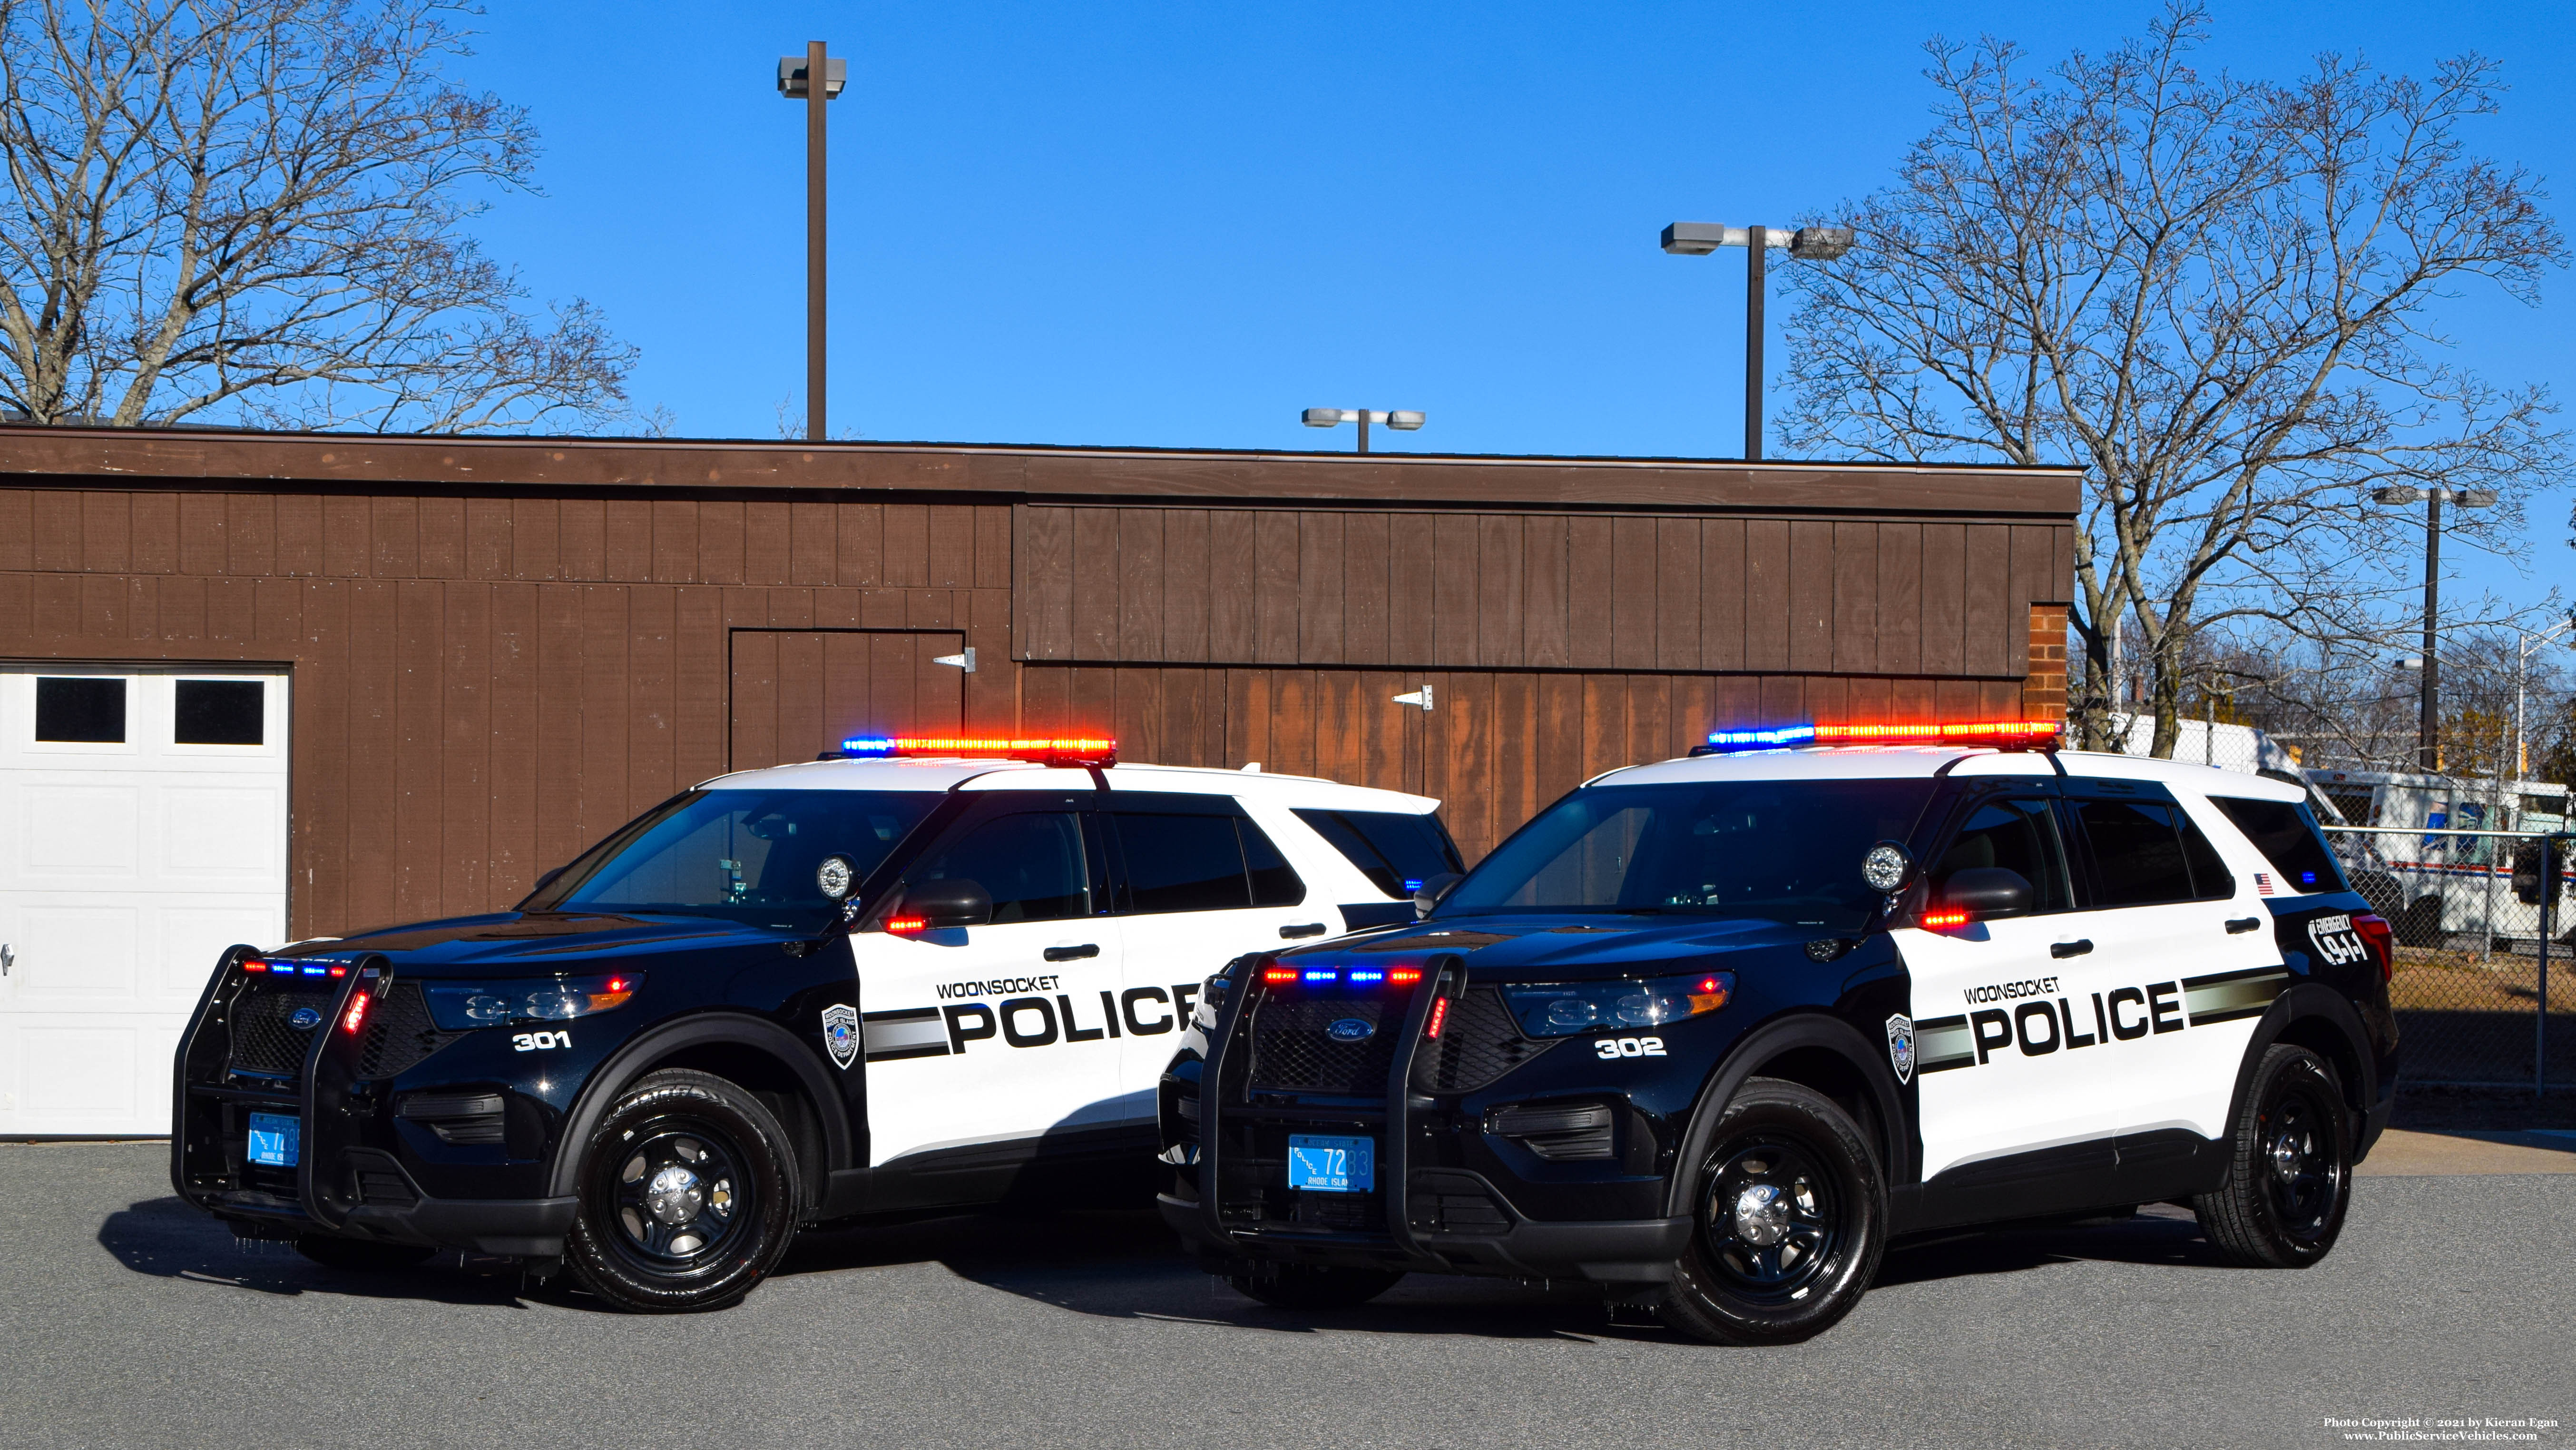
[1779,4,2567,756]
[0,0,635,432]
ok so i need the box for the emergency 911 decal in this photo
[1914,966,2291,1071]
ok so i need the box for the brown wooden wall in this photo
[1014,505,2072,677]
[0,468,2071,939]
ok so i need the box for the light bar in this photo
[1701,720,2061,753]
[836,734,1118,767]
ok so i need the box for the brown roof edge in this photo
[0,425,2082,518]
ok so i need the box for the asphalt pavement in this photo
[3,1139,2569,1450]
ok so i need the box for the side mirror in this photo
[899,878,993,930]
[1413,872,1464,919]
[1938,866,2034,921]
[530,865,567,894]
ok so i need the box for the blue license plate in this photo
[246,1112,300,1168]
[1287,1134,1373,1194]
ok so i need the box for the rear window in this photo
[2210,797,2348,894]
[1292,809,1466,898]
[1111,812,1305,913]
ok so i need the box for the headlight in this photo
[1500,972,1732,1039]
[422,972,643,1030]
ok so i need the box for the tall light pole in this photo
[777,44,846,441]
[1660,222,1853,460]
[2373,483,2498,770]
[1302,408,1424,454]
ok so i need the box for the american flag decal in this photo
[2256,872,2275,896]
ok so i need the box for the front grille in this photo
[357,982,463,1079]
[1250,994,1403,1094]
[1416,987,1560,1092]
[228,982,336,1077]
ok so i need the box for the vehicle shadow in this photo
[96,1194,539,1308]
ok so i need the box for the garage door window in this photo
[34,677,125,742]
[175,680,264,745]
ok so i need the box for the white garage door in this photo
[0,667,289,1136]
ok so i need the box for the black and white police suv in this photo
[1158,719,2398,1343]
[170,734,1462,1311]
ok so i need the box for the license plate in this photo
[1287,1134,1373,1194]
[246,1112,300,1168]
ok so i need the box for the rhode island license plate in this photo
[246,1112,300,1168]
[1286,1134,1373,1194]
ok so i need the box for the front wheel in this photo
[1661,1077,1886,1346]
[2194,1044,2351,1267]
[1228,1263,1404,1309]
[565,1069,802,1312]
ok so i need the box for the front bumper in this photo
[172,952,578,1258]
[1163,957,1691,1285]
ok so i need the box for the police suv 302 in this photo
[1158,720,2399,1343]
[171,735,1462,1311]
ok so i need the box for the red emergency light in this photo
[839,734,1118,768]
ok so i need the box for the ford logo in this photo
[287,1007,323,1030]
[1326,1018,1374,1043]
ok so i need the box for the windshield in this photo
[523,789,943,931]
[1439,779,1937,930]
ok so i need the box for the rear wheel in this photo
[565,1069,801,1312]
[294,1235,434,1272]
[2195,1044,2351,1267]
[1228,1263,1404,1309]
[1661,1077,1886,1346]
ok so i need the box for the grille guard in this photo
[1195,952,1469,1268]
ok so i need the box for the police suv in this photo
[1158,720,2398,1343]
[171,735,1463,1311]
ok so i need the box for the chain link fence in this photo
[2322,825,2569,1089]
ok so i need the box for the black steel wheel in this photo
[2196,1044,2352,1268]
[294,1235,435,1272]
[1662,1077,1885,1345]
[565,1069,801,1312]
[1228,1262,1405,1310]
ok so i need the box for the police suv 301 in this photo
[171,735,1462,1311]
[1158,720,2398,1343]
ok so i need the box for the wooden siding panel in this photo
[1563,516,1614,670]
[1014,505,1073,661]
[1832,523,1879,675]
[1387,513,1436,667]
[1070,508,1120,659]
[1208,510,1259,662]
[1117,508,1167,661]
[1699,518,1745,672]
[1610,516,1658,671]
[1476,515,1523,668]
[1962,525,2009,676]
[1342,512,1390,667]
[1919,524,1966,676]
[1300,512,1346,664]
[1254,511,1302,664]
[1788,521,1834,673]
[1743,519,1790,671]
[1655,518,1700,672]
[1521,514,1567,669]
[1161,509,1210,663]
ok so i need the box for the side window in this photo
[2074,800,2197,907]
[911,812,1091,924]
[2176,812,2235,899]
[1239,818,1306,907]
[1930,798,2073,913]
[1113,813,1253,914]
[1291,808,1467,898]
[2209,797,2347,893]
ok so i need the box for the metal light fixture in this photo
[1659,221,1856,460]
[2370,483,2498,769]
[1303,408,1424,454]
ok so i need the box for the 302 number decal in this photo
[511,1030,572,1052]
[1595,1036,1666,1059]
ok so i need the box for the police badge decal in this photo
[821,1004,860,1070]
[1885,1013,1915,1085]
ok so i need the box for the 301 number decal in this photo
[512,1030,572,1052]
[1595,1036,1665,1059]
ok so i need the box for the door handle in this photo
[1278,923,1328,940]
[2225,917,2263,934]
[2049,939,2093,958]
[1042,943,1099,962]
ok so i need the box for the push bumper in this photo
[1161,1184,1690,1283]
[215,1188,579,1257]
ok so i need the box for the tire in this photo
[2194,1044,2352,1268]
[1660,1077,1887,1346]
[294,1235,435,1272]
[564,1069,802,1312]
[1228,1263,1404,1310]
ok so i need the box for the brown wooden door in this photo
[727,630,967,771]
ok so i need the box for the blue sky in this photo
[457,0,2572,611]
